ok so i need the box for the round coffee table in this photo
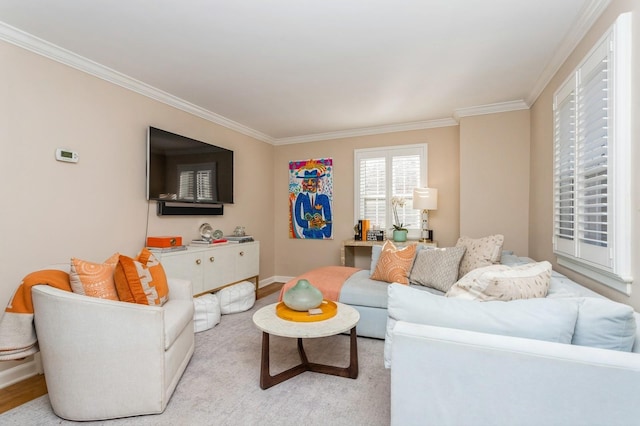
[252,301,360,389]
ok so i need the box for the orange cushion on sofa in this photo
[370,241,417,285]
[69,253,120,300]
[114,248,169,306]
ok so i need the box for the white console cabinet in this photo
[155,241,259,296]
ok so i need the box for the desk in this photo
[340,239,437,267]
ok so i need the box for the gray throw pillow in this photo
[409,246,466,292]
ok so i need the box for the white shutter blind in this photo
[576,43,610,267]
[359,157,386,226]
[553,78,576,256]
[177,162,217,202]
[551,14,632,293]
[178,171,195,200]
[392,155,421,229]
[354,145,427,233]
[196,170,213,201]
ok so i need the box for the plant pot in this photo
[393,229,408,242]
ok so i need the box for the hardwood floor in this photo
[0,282,283,415]
[0,374,47,414]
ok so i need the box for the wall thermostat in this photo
[55,148,79,163]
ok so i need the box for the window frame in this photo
[552,13,632,294]
[354,144,427,240]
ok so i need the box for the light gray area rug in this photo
[1,293,390,425]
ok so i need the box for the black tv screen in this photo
[146,127,234,204]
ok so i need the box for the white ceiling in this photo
[0,0,609,144]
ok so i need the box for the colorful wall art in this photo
[289,158,333,239]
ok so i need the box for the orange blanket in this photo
[0,270,71,360]
[279,266,361,302]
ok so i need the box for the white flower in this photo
[391,196,406,230]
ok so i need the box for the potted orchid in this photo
[391,196,408,242]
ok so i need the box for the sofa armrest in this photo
[391,321,640,426]
[167,277,193,300]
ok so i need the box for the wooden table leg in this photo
[260,332,307,389]
[259,327,359,389]
[306,326,359,379]
[349,326,359,379]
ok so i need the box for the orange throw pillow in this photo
[370,241,417,284]
[69,253,120,300]
[114,248,169,306]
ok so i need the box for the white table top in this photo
[252,302,360,339]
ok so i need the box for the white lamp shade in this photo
[413,188,438,210]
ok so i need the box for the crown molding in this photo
[453,100,529,121]
[526,0,612,106]
[0,22,275,144]
[2,0,609,147]
[273,117,458,145]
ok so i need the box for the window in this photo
[177,162,217,202]
[552,14,631,294]
[354,144,427,238]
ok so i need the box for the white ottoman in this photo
[193,293,221,332]
[218,281,256,314]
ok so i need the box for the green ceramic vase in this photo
[283,279,323,311]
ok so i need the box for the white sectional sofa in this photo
[386,259,640,426]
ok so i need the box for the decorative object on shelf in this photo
[413,187,438,242]
[288,158,334,240]
[199,223,214,242]
[233,226,246,237]
[391,196,408,242]
[282,279,323,311]
[146,236,182,248]
[367,228,385,241]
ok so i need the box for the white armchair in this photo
[32,277,195,421]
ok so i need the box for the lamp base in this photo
[419,229,433,243]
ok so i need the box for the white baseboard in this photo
[0,353,42,389]
[273,275,294,285]
[257,275,293,288]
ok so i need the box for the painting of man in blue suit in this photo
[288,159,333,239]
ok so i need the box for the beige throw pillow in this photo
[456,234,504,278]
[446,261,552,301]
[409,246,466,292]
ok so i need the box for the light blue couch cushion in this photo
[339,270,441,309]
[339,270,390,308]
[385,284,579,367]
[572,297,636,352]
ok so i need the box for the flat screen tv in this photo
[146,127,234,204]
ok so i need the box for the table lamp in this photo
[413,187,438,242]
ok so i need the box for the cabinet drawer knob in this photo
[239,251,244,256]
[209,256,215,262]
[195,259,202,265]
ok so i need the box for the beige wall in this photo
[459,110,531,256]
[273,126,460,277]
[529,0,640,308]
[0,40,275,318]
